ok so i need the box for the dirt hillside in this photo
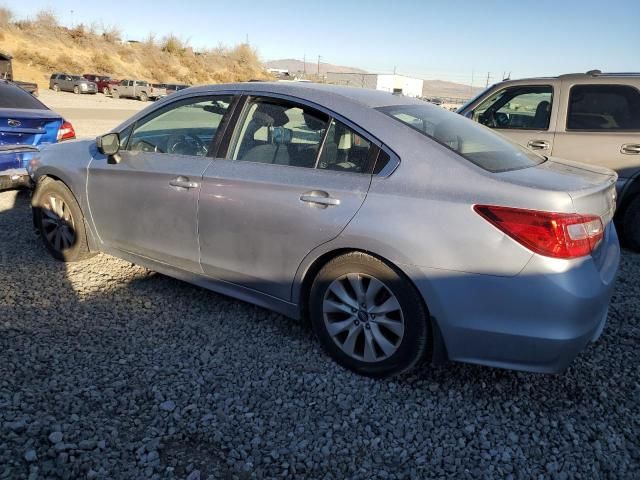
[0,8,269,88]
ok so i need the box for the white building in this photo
[326,72,424,98]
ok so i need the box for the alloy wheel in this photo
[40,194,76,252]
[323,273,405,362]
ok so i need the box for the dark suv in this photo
[49,73,97,94]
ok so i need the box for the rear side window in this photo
[378,104,545,172]
[0,83,47,109]
[567,84,640,131]
[317,119,372,173]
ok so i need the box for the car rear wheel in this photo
[139,92,149,102]
[103,87,110,95]
[52,84,60,92]
[623,196,640,251]
[73,86,80,94]
[32,179,94,262]
[309,252,430,378]
[112,90,120,99]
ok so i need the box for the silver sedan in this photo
[28,82,620,377]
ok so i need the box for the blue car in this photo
[0,80,75,190]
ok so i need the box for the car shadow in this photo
[0,189,638,478]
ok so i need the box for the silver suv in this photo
[458,71,640,249]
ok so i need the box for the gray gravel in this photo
[0,189,638,479]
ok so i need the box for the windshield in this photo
[457,84,495,113]
[71,76,83,80]
[0,82,48,109]
[377,103,545,172]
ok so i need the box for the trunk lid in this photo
[0,108,62,147]
[497,156,617,224]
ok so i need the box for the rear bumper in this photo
[0,169,31,191]
[407,225,620,373]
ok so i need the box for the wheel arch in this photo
[32,172,99,252]
[294,247,449,364]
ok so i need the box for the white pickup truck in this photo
[111,80,166,102]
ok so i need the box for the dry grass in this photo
[0,7,270,87]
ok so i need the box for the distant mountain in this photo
[264,59,483,100]
[264,59,367,76]
[422,80,483,100]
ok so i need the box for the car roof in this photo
[498,71,640,83]
[186,81,424,109]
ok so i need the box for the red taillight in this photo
[474,205,604,259]
[57,120,76,142]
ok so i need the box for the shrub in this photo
[34,9,58,31]
[91,53,115,74]
[55,53,82,73]
[0,6,13,27]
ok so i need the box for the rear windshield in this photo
[377,104,545,172]
[0,82,48,109]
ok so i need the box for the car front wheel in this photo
[32,179,94,262]
[310,252,430,378]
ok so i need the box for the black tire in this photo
[112,90,120,99]
[52,84,60,92]
[73,86,80,94]
[623,196,640,251]
[32,178,94,262]
[103,87,110,95]
[309,252,430,378]
[139,92,148,102]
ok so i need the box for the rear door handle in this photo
[169,176,200,189]
[527,139,550,150]
[621,144,640,155]
[300,191,341,207]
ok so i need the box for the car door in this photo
[87,94,235,271]
[469,83,558,156]
[552,81,640,183]
[198,96,376,300]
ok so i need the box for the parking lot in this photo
[0,179,639,479]
[37,90,148,139]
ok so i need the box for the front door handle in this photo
[169,176,200,189]
[621,144,640,155]
[300,191,341,207]
[527,139,550,150]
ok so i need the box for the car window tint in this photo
[0,83,47,109]
[232,100,329,168]
[317,119,372,173]
[567,84,640,131]
[473,86,553,130]
[378,104,545,173]
[126,96,232,156]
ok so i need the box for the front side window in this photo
[126,96,232,156]
[567,84,640,131]
[473,85,553,130]
[378,103,545,172]
[232,99,329,168]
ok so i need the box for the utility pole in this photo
[485,72,491,87]
[317,55,322,77]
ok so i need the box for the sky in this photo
[3,0,639,86]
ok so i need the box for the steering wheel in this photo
[166,134,208,156]
[130,139,161,153]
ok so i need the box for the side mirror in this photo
[96,133,120,156]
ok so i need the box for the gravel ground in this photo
[0,189,638,479]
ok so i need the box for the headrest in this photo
[303,112,326,131]
[338,132,351,150]
[272,127,292,145]
[252,111,274,127]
